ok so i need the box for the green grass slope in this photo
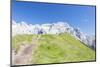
[12,33,95,64]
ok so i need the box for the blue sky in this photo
[12,1,96,35]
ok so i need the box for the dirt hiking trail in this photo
[12,38,39,65]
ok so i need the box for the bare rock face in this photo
[86,36,96,49]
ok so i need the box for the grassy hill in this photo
[12,33,95,64]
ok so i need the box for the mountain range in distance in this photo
[12,20,96,50]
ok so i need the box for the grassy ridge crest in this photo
[12,33,95,64]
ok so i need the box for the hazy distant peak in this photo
[12,20,17,25]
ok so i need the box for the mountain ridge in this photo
[12,20,95,49]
